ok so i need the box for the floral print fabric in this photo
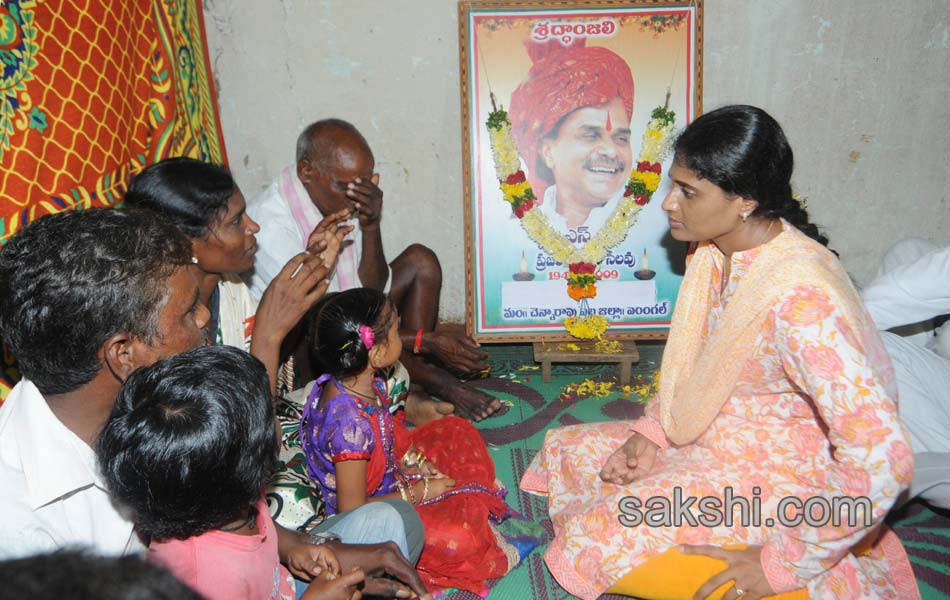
[521,223,918,599]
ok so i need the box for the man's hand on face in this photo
[346,174,383,230]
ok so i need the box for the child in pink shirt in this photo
[97,345,364,600]
[147,498,298,599]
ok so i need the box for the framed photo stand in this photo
[459,0,703,345]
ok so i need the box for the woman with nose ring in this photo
[521,106,918,600]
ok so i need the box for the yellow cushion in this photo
[607,545,809,600]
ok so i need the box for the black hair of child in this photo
[307,288,394,379]
[96,345,277,541]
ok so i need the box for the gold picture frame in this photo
[459,0,703,342]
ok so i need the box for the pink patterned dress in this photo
[522,223,918,599]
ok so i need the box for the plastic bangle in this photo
[413,328,424,355]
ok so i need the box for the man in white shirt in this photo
[860,238,950,509]
[508,44,635,238]
[0,209,209,559]
[247,119,502,421]
[0,209,433,597]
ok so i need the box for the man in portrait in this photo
[508,41,635,240]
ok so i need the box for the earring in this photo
[741,213,749,223]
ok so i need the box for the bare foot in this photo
[404,391,454,426]
[442,381,504,422]
[400,353,502,422]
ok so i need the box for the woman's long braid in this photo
[762,184,830,248]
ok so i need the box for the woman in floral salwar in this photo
[521,105,918,600]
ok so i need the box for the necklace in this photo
[342,383,380,406]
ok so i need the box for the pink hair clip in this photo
[358,325,375,350]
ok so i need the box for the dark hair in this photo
[97,345,277,541]
[674,104,829,247]
[0,208,192,395]
[0,549,203,600]
[124,157,237,238]
[308,288,394,379]
[296,118,371,168]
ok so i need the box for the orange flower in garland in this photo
[567,284,596,301]
[567,262,598,300]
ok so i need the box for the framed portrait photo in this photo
[459,0,703,342]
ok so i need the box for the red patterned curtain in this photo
[0,0,227,399]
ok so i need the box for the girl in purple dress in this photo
[299,289,515,595]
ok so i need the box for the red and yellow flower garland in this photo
[567,262,597,301]
[488,105,675,338]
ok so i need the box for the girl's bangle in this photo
[422,476,430,501]
[398,481,408,503]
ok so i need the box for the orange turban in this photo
[508,42,634,200]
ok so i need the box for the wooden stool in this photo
[533,340,640,385]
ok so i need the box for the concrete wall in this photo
[204,0,950,321]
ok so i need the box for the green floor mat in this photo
[443,343,950,599]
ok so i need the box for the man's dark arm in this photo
[347,175,389,290]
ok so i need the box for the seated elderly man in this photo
[860,238,950,510]
[247,119,502,421]
[0,209,428,599]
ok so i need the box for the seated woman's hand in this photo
[599,433,659,485]
[682,545,775,600]
[256,252,331,342]
[306,208,354,269]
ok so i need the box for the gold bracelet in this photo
[422,476,430,501]
[406,480,417,504]
[398,481,408,502]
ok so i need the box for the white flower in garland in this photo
[486,104,675,337]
